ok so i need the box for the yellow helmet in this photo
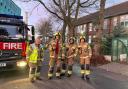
[80,36,86,40]
[54,32,61,37]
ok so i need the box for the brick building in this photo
[76,1,128,43]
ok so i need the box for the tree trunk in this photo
[62,22,67,44]
[97,0,106,39]
[68,24,75,37]
[92,0,106,65]
[95,0,106,55]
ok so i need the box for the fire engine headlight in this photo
[17,61,27,68]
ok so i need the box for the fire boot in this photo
[80,65,85,80]
[67,65,73,77]
[48,67,54,80]
[61,63,67,76]
[56,67,61,79]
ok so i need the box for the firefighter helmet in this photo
[54,32,61,37]
[80,36,86,40]
[69,37,75,41]
[54,32,61,39]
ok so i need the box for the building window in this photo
[125,21,128,27]
[121,22,124,27]
[104,20,107,28]
[80,25,85,33]
[93,25,97,31]
[88,36,92,43]
[77,26,81,33]
[113,17,118,27]
[120,14,128,27]
[84,24,87,31]
[80,25,83,33]
[89,23,93,31]
[104,19,108,33]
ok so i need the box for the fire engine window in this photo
[0,27,9,36]
[0,25,23,38]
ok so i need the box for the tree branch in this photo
[74,0,80,21]
[29,3,40,16]
[80,0,98,8]
[58,0,66,19]
[67,0,71,18]
[80,0,90,5]
[53,0,59,6]
[37,0,63,20]
[70,0,76,8]
[17,0,31,2]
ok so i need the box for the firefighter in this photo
[48,32,62,79]
[66,37,77,77]
[26,35,44,83]
[77,36,92,80]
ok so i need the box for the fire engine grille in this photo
[0,50,22,59]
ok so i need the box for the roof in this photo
[76,1,128,26]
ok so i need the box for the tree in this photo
[19,0,98,43]
[112,24,128,37]
[90,0,107,66]
[100,23,128,56]
[93,0,106,55]
[37,19,53,43]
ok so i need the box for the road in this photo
[1,51,128,89]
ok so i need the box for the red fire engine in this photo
[0,14,35,71]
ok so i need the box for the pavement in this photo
[98,62,128,77]
[1,64,128,89]
[1,50,128,89]
[0,63,95,89]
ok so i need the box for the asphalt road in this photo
[1,51,128,89]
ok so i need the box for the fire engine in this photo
[0,14,35,71]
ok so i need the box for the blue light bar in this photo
[0,14,23,19]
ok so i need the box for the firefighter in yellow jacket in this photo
[48,32,62,79]
[66,37,77,77]
[26,35,44,83]
[77,36,92,80]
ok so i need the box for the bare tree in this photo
[37,19,53,43]
[97,0,106,38]
[18,0,98,43]
[93,0,106,57]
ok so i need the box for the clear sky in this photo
[13,0,128,26]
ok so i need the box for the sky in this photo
[12,0,128,26]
